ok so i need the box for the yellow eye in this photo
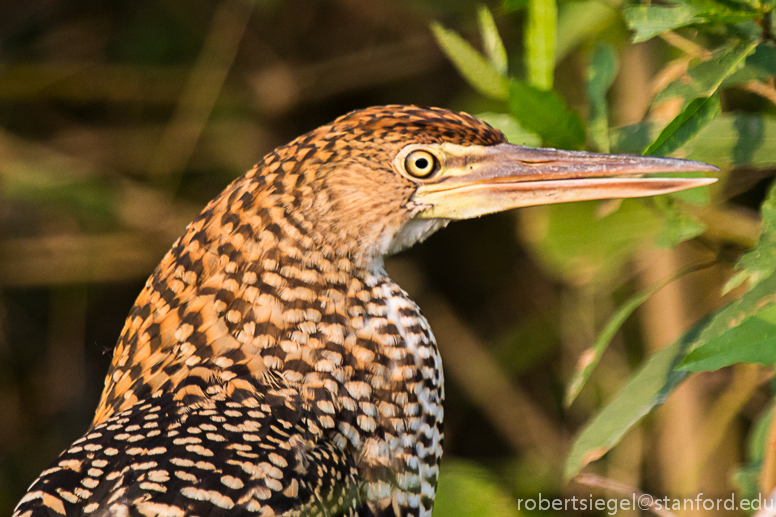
[405,150,438,178]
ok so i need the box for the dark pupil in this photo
[415,157,429,170]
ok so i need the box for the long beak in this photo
[414,143,719,220]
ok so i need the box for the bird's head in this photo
[255,105,716,266]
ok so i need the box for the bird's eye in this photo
[405,150,439,178]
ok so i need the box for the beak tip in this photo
[686,161,720,173]
[686,177,718,188]
[641,154,720,173]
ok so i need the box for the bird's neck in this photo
[93,171,393,423]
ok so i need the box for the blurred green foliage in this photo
[432,0,776,510]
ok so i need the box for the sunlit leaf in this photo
[725,180,776,292]
[434,459,520,517]
[721,44,776,88]
[625,3,760,42]
[587,42,618,152]
[564,324,699,479]
[430,22,510,100]
[680,305,776,371]
[686,0,761,20]
[478,6,508,75]
[682,0,762,21]
[509,80,585,149]
[677,273,776,370]
[525,0,557,89]
[644,94,722,157]
[624,5,704,43]
[737,0,766,11]
[477,112,541,146]
[655,42,759,105]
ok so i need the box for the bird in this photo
[13,105,717,517]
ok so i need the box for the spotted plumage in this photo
[14,106,505,517]
[14,104,717,517]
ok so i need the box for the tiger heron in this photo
[14,106,716,517]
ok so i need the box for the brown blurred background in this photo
[0,1,769,515]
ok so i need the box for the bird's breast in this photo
[92,208,445,514]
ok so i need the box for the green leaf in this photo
[624,5,704,43]
[556,0,618,61]
[564,261,710,407]
[677,272,776,370]
[655,42,759,105]
[693,273,776,346]
[611,114,776,169]
[682,0,761,21]
[477,112,541,146]
[644,94,722,157]
[721,45,776,89]
[509,80,585,149]
[434,459,520,517]
[725,180,776,292]
[624,3,760,42]
[564,324,698,480]
[729,19,768,41]
[478,6,508,75]
[679,305,776,371]
[525,0,557,89]
[430,22,510,100]
[587,42,619,153]
[686,114,776,168]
